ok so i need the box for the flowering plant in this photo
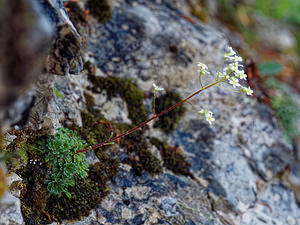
[76,47,253,153]
[193,46,253,124]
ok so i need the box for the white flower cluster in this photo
[197,62,210,75]
[199,109,215,125]
[221,46,253,96]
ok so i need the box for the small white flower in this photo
[199,109,205,115]
[228,62,239,72]
[153,83,164,92]
[197,62,210,75]
[224,46,236,59]
[232,55,243,62]
[217,70,228,78]
[205,113,215,125]
[197,62,208,70]
[198,109,215,124]
[229,77,240,88]
[236,70,247,80]
[242,86,253,96]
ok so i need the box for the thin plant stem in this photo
[76,79,223,154]
[199,74,204,88]
[216,84,242,93]
[216,59,225,79]
[186,100,200,114]
[153,91,157,115]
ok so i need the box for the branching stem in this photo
[76,79,224,154]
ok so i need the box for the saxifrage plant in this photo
[38,128,88,198]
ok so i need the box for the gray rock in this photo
[2,0,300,224]
[0,192,24,225]
[42,0,83,75]
[74,0,299,224]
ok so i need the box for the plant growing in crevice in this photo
[38,128,88,198]
[77,46,253,154]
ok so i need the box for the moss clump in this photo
[154,92,185,133]
[66,2,86,29]
[5,129,46,173]
[89,76,147,125]
[71,111,111,146]
[19,149,48,224]
[87,0,112,23]
[45,154,119,222]
[84,92,102,116]
[121,130,162,176]
[89,153,120,183]
[5,127,119,224]
[73,112,162,176]
[46,178,101,222]
[151,138,194,178]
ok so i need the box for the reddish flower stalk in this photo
[76,80,221,154]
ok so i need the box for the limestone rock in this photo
[42,0,83,75]
[2,0,300,224]
[0,192,23,225]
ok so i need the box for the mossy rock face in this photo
[89,76,147,125]
[92,152,120,182]
[151,138,193,178]
[46,178,103,222]
[71,111,112,146]
[154,92,186,133]
[120,130,163,176]
[4,128,120,224]
[20,150,48,224]
[45,159,119,222]
[5,129,47,173]
[87,0,112,23]
[73,111,162,176]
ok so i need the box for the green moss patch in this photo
[72,110,162,176]
[154,92,186,133]
[89,76,147,125]
[120,130,162,176]
[151,138,194,178]
[4,129,47,173]
[46,178,102,222]
[4,127,120,224]
[20,152,48,224]
[87,0,112,23]
[71,111,111,146]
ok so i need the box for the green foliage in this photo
[258,61,283,76]
[271,93,299,142]
[263,76,299,143]
[89,76,147,125]
[38,128,88,198]
[253,0,300,25]
[54,86,64,99]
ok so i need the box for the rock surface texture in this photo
[1,0,300,225]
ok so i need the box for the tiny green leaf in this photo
[258,61,283,76]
